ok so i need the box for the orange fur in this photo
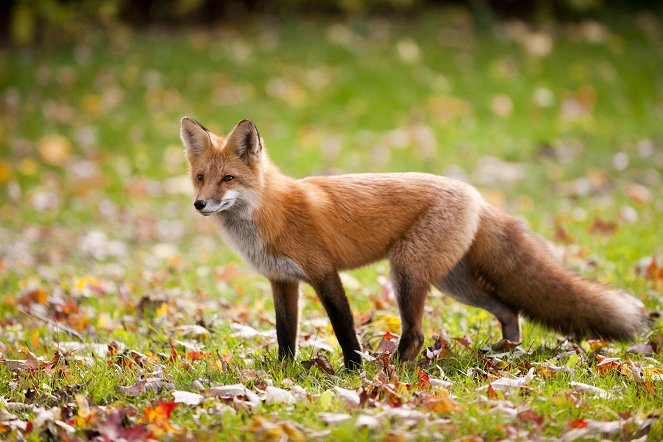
[181,117,648,369]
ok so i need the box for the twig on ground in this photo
[17,305,85,342]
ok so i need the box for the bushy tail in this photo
[467,206,647,340]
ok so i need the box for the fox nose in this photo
[194,200,206,210]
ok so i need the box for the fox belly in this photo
[216,211,306,281]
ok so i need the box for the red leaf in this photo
[486,384,499,400]
[376,332,399,354]
[169,343,178,363]
[570,418,589,429]
[143,401,178,426]
[589,217,617,236]
[517,410,544,425]
[356,310,374,326]
[186,351,211,361]
[415,368,431,389]
[453,335,473,348]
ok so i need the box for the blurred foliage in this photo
[3,0,663,46]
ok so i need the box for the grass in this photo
[1,8,663,441]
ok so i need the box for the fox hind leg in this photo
[390,268,430,361]
[436,258,521,342]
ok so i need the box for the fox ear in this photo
[226,119,262,164]
[180,117,212,157]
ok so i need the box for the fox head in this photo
[180,117,263,216]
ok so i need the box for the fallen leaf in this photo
[172,390,203,405]
[626,183,652,204]
[356,414,379,429]
[75,394,90,419]
[0,409,18,421]
[302,353,335,375]
[477,368,535,393]
[376,331,400,353]
[429,377,453,388]
[20,347,42,369]
[415,367,431,389]
[568,381,611,399]
[208,384,261,408]
[375,407,428,422]
[424,334,453,361]
[318,412,352,425]
[453,335,473,348]
[642,257,663,291]
[143,401,181,435]
[355,350,377,362]
[186,350,212,361]
[589,217,617,236]
[587,339,609,351]
[569,418,589,429]
[247,415,305,442]
[263,386,296,405]
[385,431,408,442]
[595,355,622,374]
[39,134,72,165]
[486,384,500,400]
[172,324,210,337]
[561,415,657,442]
[333,387,360,407]
[416,388,457,413]
[117,378,172,397]
[491,339,521,352]
[517,409,544,426]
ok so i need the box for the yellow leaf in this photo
[318,390,333,410]
[30,331,39,348]
[2,294,16,308]
[96,312,112,329]
[373,314,401,333]
[75,276,101,291]
[0,160,11,182]
[75,394,90,418]
[19,158,38,176]
[80,94,101,114]
[281,422,305,442]
[426,387,458,413]
[19,347,40,369]
[644,367,663,381]
[386,431,408,442]
[156,302,169,317]
[38,134,72,165]
[262,427,286,441]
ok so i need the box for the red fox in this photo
[181,117,647,369]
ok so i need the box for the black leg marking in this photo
[271,280,300,361]
[311,272,362,370]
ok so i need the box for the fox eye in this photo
[223,175,234,182]
[196,174,204,182]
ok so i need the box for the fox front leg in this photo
[270,280,300,361]
[311,272,362,370]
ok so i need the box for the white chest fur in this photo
[215,212,305,282]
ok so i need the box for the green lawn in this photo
[1,9,662,440]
